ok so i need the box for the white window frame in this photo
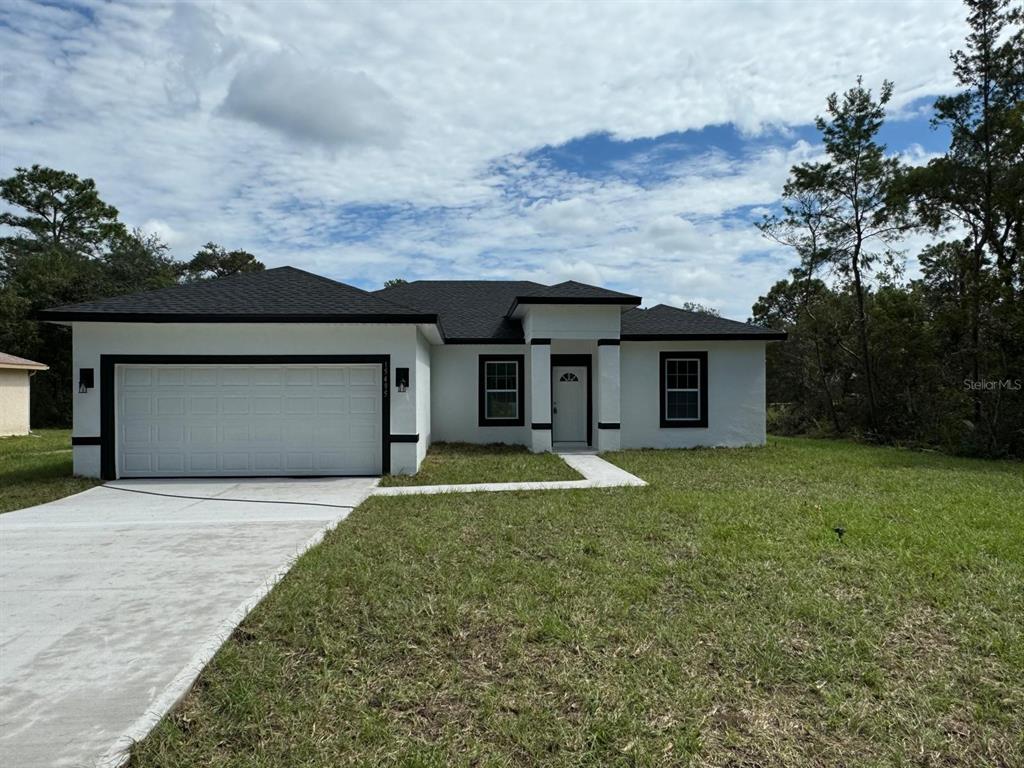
[664,357,701,422]
[484,359,519,421]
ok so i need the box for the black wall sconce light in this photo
[395,367,410,393]
[78,368,94,393]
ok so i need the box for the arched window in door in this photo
[558,372,580,382]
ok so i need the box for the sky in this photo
[0,0,970,319]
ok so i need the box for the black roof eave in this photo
[621,332,788,342]
[507,295,641,316]
[36,311,440,325]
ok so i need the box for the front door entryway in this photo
[552,364,588,444]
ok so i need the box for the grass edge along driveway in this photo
[0,429,99,514]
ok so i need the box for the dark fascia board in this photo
[622,332,788,342]
[36,311,439,324]
[507,295,641,316]
[444,337,525,345]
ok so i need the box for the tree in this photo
[678,301,719,316]
[102,229,182,295]
[760,79,906,434]
[0,166,181,426]
[0,165,123,258]
[897,0,1023,444]
[753,273,849,435]
[180,242,265,281]
[383,277,407,288]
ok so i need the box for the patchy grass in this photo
[132,437,1023,767]
[379,441,581,486]
[0,429,98,514]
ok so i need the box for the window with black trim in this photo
[660,351,708,428]
[478,354,525,427]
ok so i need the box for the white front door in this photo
[552,365,587,443]
[116,363,382,477]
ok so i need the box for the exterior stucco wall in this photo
[415,329,432,463]
[523,305,621,341]
[620,340,767,449]
[0,369,32,437]
[70,322,424,477]
[430,344,531,446]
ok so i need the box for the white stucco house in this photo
[0,352,48,437]
[38,267,785,479]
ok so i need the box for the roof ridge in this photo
[293,268,428,315]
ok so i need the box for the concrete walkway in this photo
[0,477,377,768]
[372,452,646,496]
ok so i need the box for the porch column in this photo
[597,339,621,452]
[529,340,552,453]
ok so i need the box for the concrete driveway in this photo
[0,477,377,768]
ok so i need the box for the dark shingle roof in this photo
[37,267,435,324]
[621,304,786,340]
[374,280,543,342]
[508,280,641,313]
[38,265,784,342]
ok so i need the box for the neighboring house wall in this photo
[620,340,767,449]
[430,344,532,446]
[70,322,423,477]
[0,369,31,436]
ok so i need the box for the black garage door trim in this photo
[100,354,391,480]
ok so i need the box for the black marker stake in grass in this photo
[833,526,846,543]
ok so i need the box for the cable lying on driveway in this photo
[102,484,357,510]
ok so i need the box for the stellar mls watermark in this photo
[963,378,1022,391]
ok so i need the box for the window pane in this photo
[486,361,516,390]
[666,358,699,389]
[486,390,518,419]
[667,390,699,420]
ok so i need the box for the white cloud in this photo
[219,52,405,147]
[0,0,969,320]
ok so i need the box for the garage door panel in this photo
[122,453,153,473]
[252,397,281,415]
[156,396,185,416]
[221,369,250,386]
[350,368,376,386]
[350,394,378,414]
[117,364,382,477]
[252,368,283,386]
[221,397,250,415]
[317,367,346,385]
[156,424,184,443]
[284,368,314,386]
[189,453,218,472]
[188,424,218,444]
[188,368,218,386]
[157,368,186,385]
[190,396,218,415]
[156,454,185,473]
[284,397,315,415]
[123,396,152,417]
[254,453,282,470]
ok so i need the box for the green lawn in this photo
[132,437,1023,767]
[378,441,581,486]
[0,429,99,514]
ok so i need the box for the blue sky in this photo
[0,1,969,318]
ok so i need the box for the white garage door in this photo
[116,364,382,477]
